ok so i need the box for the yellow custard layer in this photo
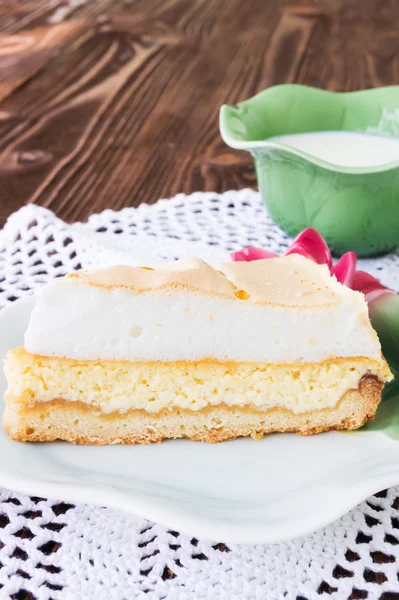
[5,348,392,415]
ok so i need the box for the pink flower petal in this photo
[352,270,389,294]
[283,242,317,263]
[351,270,394,304]
[230,247,277,262]
[285,228,333,270]
[331,252,357,287]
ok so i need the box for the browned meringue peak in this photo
[220,255,339,306]
[69,257,234,297]
[69,254,341,307]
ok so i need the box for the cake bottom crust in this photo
[4,375,382,444]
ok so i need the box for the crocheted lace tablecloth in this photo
[1,190,399,600]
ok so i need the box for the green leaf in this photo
[361,379,399,439]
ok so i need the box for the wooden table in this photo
[0,0,398,227]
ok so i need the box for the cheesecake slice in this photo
[3,255,392,444]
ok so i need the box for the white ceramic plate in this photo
[2,298,399,544]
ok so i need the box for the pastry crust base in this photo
[4,375,383,444]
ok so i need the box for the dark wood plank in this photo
[0,0,399,225]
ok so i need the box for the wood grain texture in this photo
[0,0,399,225]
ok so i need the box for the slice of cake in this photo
[3,255,392,444]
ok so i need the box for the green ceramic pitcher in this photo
[220,85,399,257]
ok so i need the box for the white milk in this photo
[268,131,399,167]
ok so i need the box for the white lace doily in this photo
[1,190,399,600]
